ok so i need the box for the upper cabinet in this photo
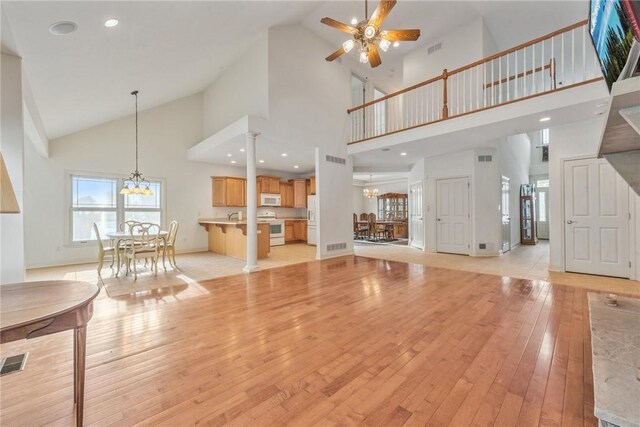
[290,179,307,208]
[212,177,246,207]
[279,182,294,208]
[257,176,280,194]
[307,176,316,195]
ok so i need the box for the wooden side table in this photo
[1,280,100,427]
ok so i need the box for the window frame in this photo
[65,171,166,247]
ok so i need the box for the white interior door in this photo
[436,177,470,255]
[410,181,424,249]
[564,158,630,278]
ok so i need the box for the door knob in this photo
[566,220,577,224]
[437,218,441,221]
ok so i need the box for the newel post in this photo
[442,68,449,119]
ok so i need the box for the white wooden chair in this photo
[160,220,179,268]
[93,223,118,276]
[124,223,161,280]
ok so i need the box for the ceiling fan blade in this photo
[368,45,382,68]
[320,17,358,34]
[380,29,421,41]
[325,47,346,62]
[368,0,397,28]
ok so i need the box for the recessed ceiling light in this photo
[49,21,77,35]
[227,153,232,157]
[393,41,400,48]
[400,152,407,156]
[539,117,551,122]
[259,159,265,163]
[281,153,288,157]
[294,165,299,169]
[104,19,119,28]
[351,17,358,25]
[240,148,245,152]
[230,160,237,164]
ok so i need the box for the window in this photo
[70,174,163,243]
[536,179,549,188]
[538,191,547,222]
[541,128,549,145]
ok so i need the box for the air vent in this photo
[479,243,487,250]
[477,155,493,162]
[325,155,346,165]
[0,353,28,376]
[427,42,443,55]
[326,242,347,252]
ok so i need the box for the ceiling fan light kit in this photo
[321,0,420,68]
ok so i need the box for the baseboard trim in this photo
[317,249,355,260]
[471,251,501,257]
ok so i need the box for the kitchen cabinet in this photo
[293,221,307,241]
[279,182,294,208]
[285,223,295,242]
[290,179,307,208]
[307,176,316,195]
[257,176,280,194]
[211,177,246,207]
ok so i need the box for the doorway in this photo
[410,181,424,249]
[436,177,470,255]
[564,158,630,278]
[501,177,511,253]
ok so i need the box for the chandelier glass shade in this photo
[120,90,153,196]
[363,174,378,198]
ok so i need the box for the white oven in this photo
[260,193,281,207]
[257,211,285,246]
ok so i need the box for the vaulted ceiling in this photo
[2,1,587,140]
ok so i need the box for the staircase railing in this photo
[347,20,604,145]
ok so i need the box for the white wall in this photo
[24,93,213,268]
[202,33,269,137]
[403,18,489,86]
[353,180,408,215]
[499,134,531,248]
[0,54,25,283]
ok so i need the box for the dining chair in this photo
[124,223,161,280]
[359,213,368,221]
[93,223,118,276]
[160,220,179,268]
[119,220,139,233]
[353,213,368,240]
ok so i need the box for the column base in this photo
[242,264,260,273]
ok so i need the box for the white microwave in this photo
[260,193,281,207]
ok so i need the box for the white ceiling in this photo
[2,0,587,140]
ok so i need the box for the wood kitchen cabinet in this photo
[279,182,294,208]
[290,179,307,208]
[211,177,246,207]
[293,221,307,241]
[284,223,295,242]
[307,176,316,195]
[257,176,280,194]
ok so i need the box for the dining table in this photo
[106,230,169,277]
[356,220,404,239]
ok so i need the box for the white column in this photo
[243,131,259,273]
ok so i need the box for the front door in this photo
[436,177,470,255]
[410,181,424,249]
[535,177,550,239]
[501,177,511,253]
[564,158,630,278]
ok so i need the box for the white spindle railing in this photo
[347,20,602,144]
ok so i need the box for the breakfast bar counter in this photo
[198,219,270,260]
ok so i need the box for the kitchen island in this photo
[198,219,270,260]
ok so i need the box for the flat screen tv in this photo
[589,0,640,90]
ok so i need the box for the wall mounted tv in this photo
[589,0,640,90]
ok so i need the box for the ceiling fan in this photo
[321,0,420,68]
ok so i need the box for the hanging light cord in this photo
[132,90,139,174]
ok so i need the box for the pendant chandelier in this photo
[363,174,378,199]
[120,90,153,196]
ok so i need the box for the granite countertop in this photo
[198,218,270,225]
[588,292,640,427]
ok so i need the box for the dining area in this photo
[93,220,179,280]
[353,212,407,242]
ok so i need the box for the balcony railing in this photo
[347,20,604,144]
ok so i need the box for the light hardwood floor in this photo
[0,254,610,426]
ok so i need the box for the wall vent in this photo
[326,242,347,252]
[477,155,493,162]
[479,243,487,250]
[325,155,346,165]
[427,42,443,55]
[0,353,28,377]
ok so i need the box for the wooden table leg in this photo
[74,326,87,427]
